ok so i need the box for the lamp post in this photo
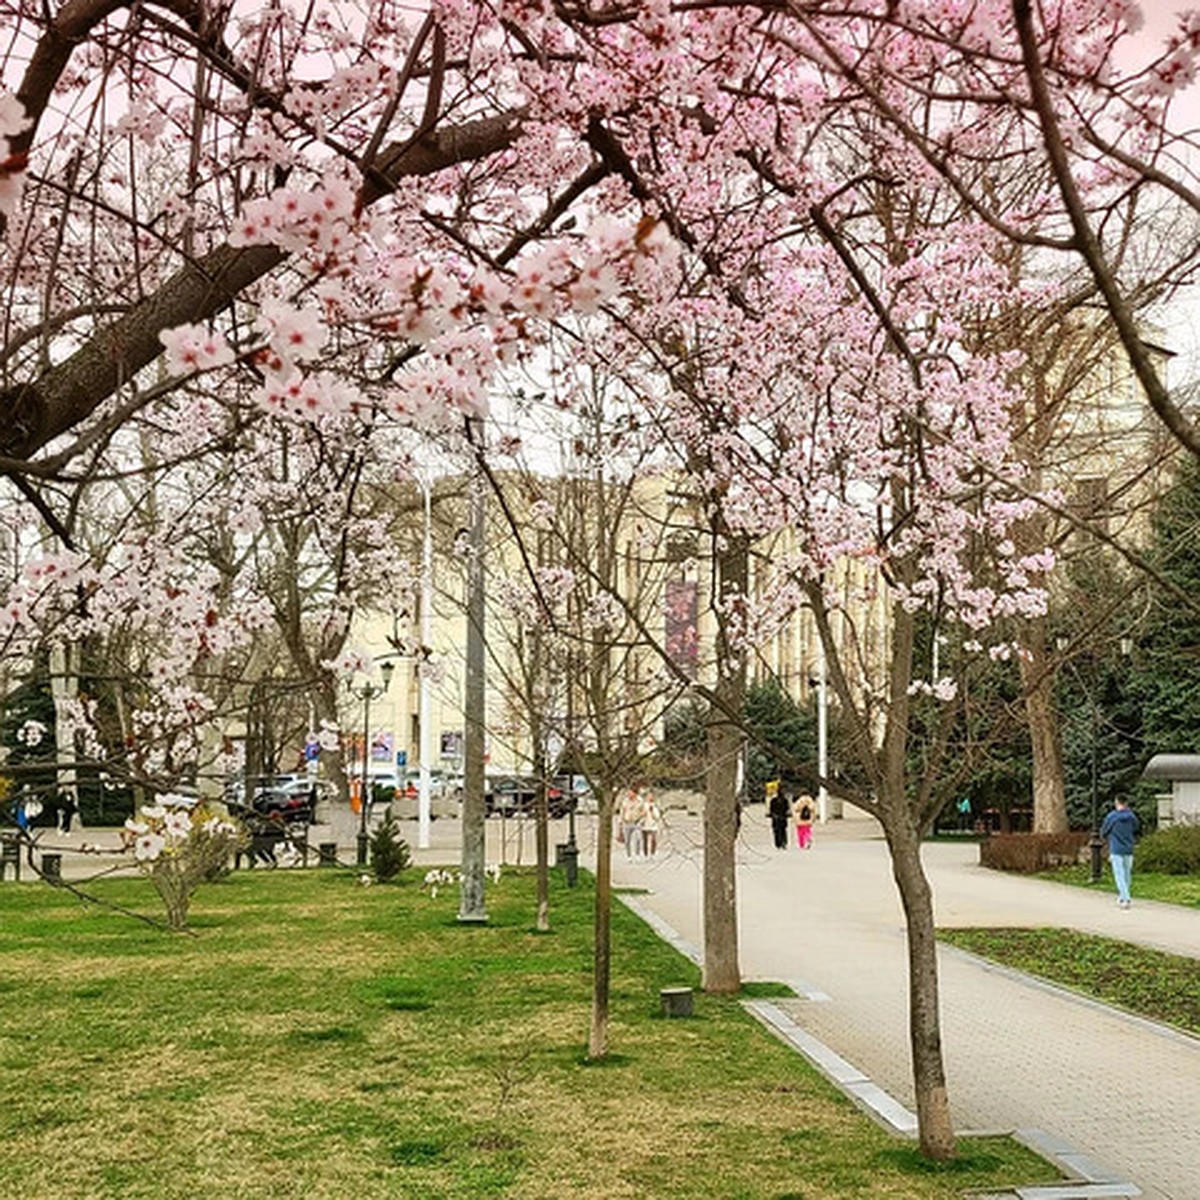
[350,660,395,866]
[417,471,434,850]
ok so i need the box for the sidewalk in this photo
[12,806,1197,1198]
[599,809,1199,1200]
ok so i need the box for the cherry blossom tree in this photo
[3,0,1199,1162]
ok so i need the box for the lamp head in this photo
[380,659,396,691]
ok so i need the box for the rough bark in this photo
[855,592,958,1159]
[702,530,748,995]
[588,788,614,1059]
[884,813,957,1160]
[1021,617,1069,834]
[533,740,550,932]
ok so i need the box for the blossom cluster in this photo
[123,794,241,865]
[421,864,501,898]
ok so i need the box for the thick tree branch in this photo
[1,111,525,461]
[1012,0,1200,461]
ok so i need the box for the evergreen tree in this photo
[1133,456,1200,758]
[743,678,817,804]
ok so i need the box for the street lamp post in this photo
[350,660,395,866]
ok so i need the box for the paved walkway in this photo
[12,807,1198,1197]
[595,809,1199,1200]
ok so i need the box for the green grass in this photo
[1035,864,1200,907]
[939,926,1200,1035]
[0,868,1056,1199]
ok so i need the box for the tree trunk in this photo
[883,810,956,1160]
[702,530,748,995]
[589,790,614,1058]
[1021,618,1068,834]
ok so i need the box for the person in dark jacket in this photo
[1099,797,1141,908]
[768,787,790,849]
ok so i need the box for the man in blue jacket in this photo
[1099,798,1141,908]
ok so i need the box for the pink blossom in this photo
[158,324,236,374]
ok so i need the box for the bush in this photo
[370,806,411,883]
[979,832,1091,873]
[1137,825,1200,875]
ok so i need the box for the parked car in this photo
[484,775,576,818]
[249,786,315,826]
[225,775,316,827]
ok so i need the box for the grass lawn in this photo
[0,866,1056,1200]
[938,927,1200,1036]
[1034,864,1200,908]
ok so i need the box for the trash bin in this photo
[560,841,579,887]
[660,987,694,1018]
[0,837,19,882]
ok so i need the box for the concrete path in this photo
[596,808,1200,1200]
[12,806,1198,1198]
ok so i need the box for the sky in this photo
[1122,6,1200,386]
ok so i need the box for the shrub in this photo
[979,831,1091,873]
[123,794,248,930]
[1137,825,1200,875]
[370,806,411,883]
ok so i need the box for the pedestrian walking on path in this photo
[617,783,645,858]
[793,793,815,849]
[768,786,791,849]
[641,792,662,857]
[1099,796,1140,908]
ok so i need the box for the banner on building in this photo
[665,578,699,679]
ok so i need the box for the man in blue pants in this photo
[1099,798,1141,909]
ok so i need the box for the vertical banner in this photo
[665,578,699,679]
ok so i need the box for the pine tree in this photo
[1134,456,1200,758]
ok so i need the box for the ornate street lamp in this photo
[350,659,395,866]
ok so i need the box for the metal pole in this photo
[417,475,434,849]
[459,463,488,923]
[817,641,829,823]
[357,687,371,866]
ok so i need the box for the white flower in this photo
[357,873,372,887]
[17,719,46,747]
[134,832,166,862]
[257,299,327,366]
[163,810,192,838]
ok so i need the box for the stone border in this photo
[618,892,1143,1200]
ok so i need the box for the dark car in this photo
[485,775,535,817]
[226,775,316,827]
[484,775,576,818]
[251,787,315,825]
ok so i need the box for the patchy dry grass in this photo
[0,868,1055,1199]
